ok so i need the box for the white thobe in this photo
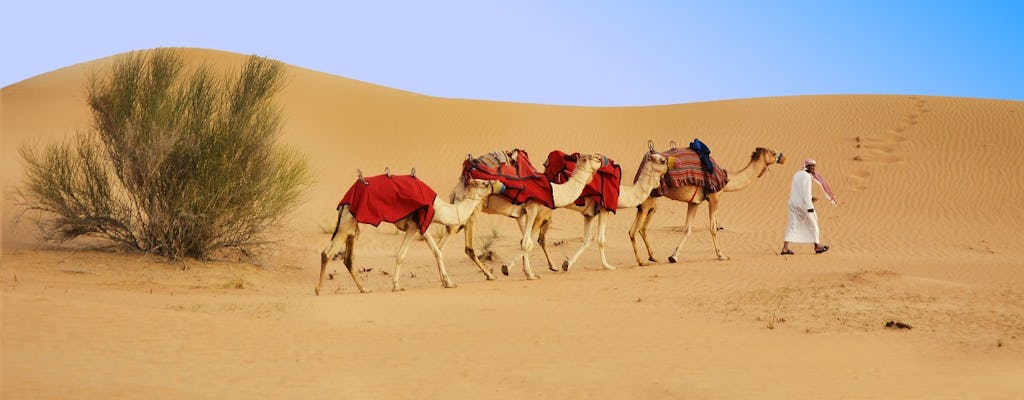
[784,170,819,243]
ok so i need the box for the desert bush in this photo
[19,48,312,259]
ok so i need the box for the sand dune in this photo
[3,48,1023,399]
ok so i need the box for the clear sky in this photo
[3,1,1022,106]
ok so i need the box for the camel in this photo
[317,176,505,295]
[555,149,671,271]
[447,152,605,280]
[629,147,785,265]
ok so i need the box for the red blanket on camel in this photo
[337,174,437,234]
[461,149,554,208]
[543,151,621,212]
[654,147,729,196]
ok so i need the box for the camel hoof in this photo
[603,265,616,270]
[637,261,648,267]
[561,260,571,271]
[648,257,658,263]
[718,256,730,261]
[314,287,321,296]
[485,274,497,281]
[549,266,558,272]
[526,274,541,280]
[392,286,406,292]
[501,265,510,276]
[668,256,678,263]
[359,289,373,294]
[443,282,458,289]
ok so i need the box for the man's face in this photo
[806,164,816,173]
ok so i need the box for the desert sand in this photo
[2,48,1023,399]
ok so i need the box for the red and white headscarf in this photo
[805,159,838,206]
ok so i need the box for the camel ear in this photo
[648,140,655,152]
[466,153,473,161]
[411,167,416,177]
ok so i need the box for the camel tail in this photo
[329,205,348,240]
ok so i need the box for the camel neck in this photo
[433,196,482,226]
[617,165,663,208]
[723,157,768,192]
[551,164,597,208]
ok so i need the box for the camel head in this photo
[752,147,785,165]
[575,153,606,174]
[632,151,671,184]
[753,147,786,177]
[645,152,670,175]
[464,179,505,200]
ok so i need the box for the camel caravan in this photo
[318,140,785,295]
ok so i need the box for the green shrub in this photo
[19,48,312,260]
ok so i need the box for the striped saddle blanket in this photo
[655,146,729,195]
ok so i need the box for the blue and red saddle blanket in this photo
[337,174,437,234]
[461,149,555,208]
[543,151,621,212]
[653,139,729,196]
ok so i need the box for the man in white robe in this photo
[780,159,830,254]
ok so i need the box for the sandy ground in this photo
[3,48,1023,399]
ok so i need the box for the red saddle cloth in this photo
[462,149,554,208]
[543,151,621,212]
[337,174,437,234]
[655,147,729,196]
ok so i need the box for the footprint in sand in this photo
[853,135,903,164]
[849,96,925,182]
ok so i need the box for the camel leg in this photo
[461,215,497,280]
[503,205,541,280]
[436,224,453,249]
[500,214,530,276]
[638,205,658,262]
[536,216,557,272]
[668,202,700,263]
[392,225,418,291]
[563,214,596,271]
[707,197,729,260]
[422,229,457,288]
[629,203,649,266]
[342,232,369,293]
[595,210,615,270]
[438,223,490,280]
[317,211,346,296]
[629,198,659,265]
[318,208,370,295]
[520,208,541,280]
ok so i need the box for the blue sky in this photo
[2,1,1022,106]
